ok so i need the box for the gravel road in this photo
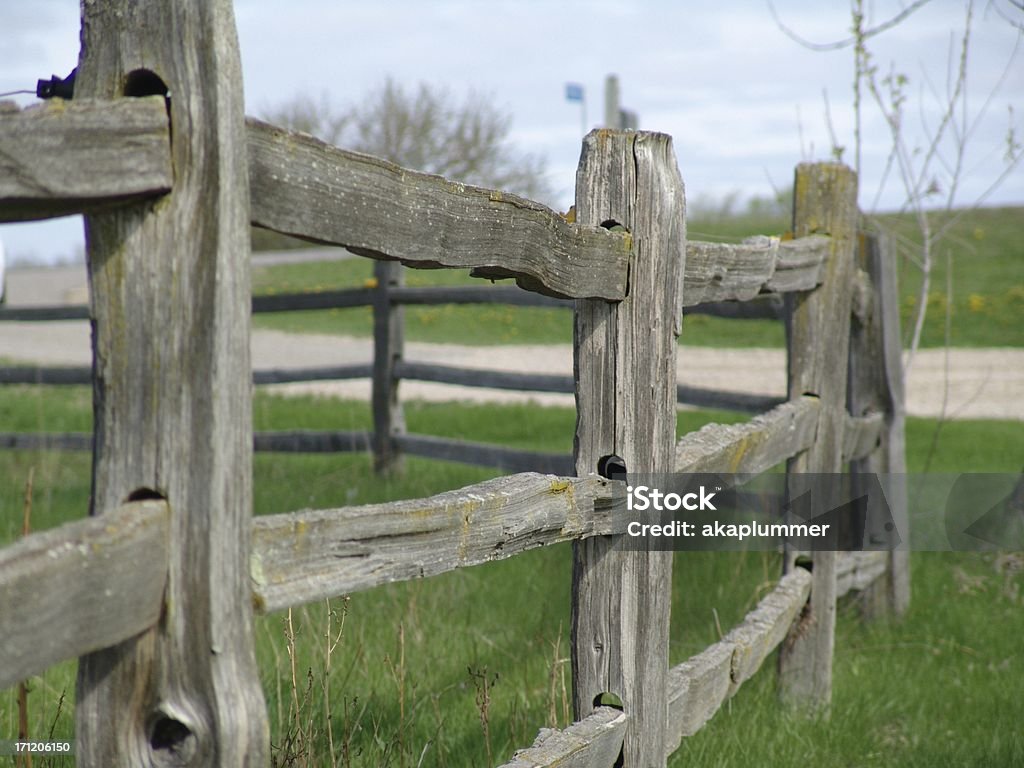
[2,262,1021,420]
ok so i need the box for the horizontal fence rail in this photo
[499,707,627,768]
[246,118,632,300]
[665,568,812,750]
[250,472,618,613]
[0,500,169,690]
[0,97,172,223]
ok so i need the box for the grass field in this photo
[252,206,1023,349]
[1,384,1022,766]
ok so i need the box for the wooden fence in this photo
[0,1,910,765]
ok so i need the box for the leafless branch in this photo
[767,0,935,51]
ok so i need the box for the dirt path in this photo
[2,321,1020,420]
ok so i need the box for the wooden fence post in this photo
[373,260,406,473]
[73,1,268,764]
[572,129,686,766]
[849,230,911,617]
[778,163,858,712]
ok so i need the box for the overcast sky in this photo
[1,0,1021,265]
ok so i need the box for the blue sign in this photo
[565,83,584,102]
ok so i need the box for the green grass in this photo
[253,205,1024,348]
[1,385,1022,766]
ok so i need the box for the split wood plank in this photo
[0,500,168,690]
[247,118,630,300]
[499,707,626,768]
[849,231,911,617]
[675,396,820,475]
[571,130,685,767]
[683,235,830,305]
[251,472,618,613]
[0,97,171,223]
[778,163,859,713]
[664,568,812,752]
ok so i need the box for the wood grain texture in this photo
[835,551,888,598]
[0,97,171,223]
[571,130,685,767]
[682,235,829,305]
[74,1,269,763]
[664,569,812,752]
[247,118,630,300]
[665,641,733,751]
[842,411,884,462]
[0,500,168,690]
[251,472,617,613]
[849,231,911,618]
[499,707,626,768]
[778,163,859,713]
[723,568,813,695]
[675,396,820,474]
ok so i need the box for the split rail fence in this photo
[0,1,910,765]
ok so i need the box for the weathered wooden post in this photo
[74,0,268,764]
[849,230,910,617]
[778,163,858,712]
[372,260,406,473]
[572,130,686,766]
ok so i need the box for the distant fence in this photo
[0,235,788,476]
[0,1,909,765]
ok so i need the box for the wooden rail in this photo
[0,500,169,690]
[246,118,631,300]
[665,568,812,750]
[0,97,172,223]
[250,472,618,613]
[499,707,627,768]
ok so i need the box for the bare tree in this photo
[261,78,551,201]
[770,0,1023,369]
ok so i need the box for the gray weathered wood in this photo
[499,707,627,768]
[665,641,734,751]
[251,472,618,613]
[842,411,885,462]
[572,130,685,767]
[74,1,268,763]
[0,500,168,690]
[372,260,406,472]
[247,118,630,300]
[849,230,910,617]
[675,396,820,474]
[778,163,859,713]
[682,235,830,305]
[0,97,172,223]
[664,569,812,753]
[723,568,813,695]
[835,551,888,599]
